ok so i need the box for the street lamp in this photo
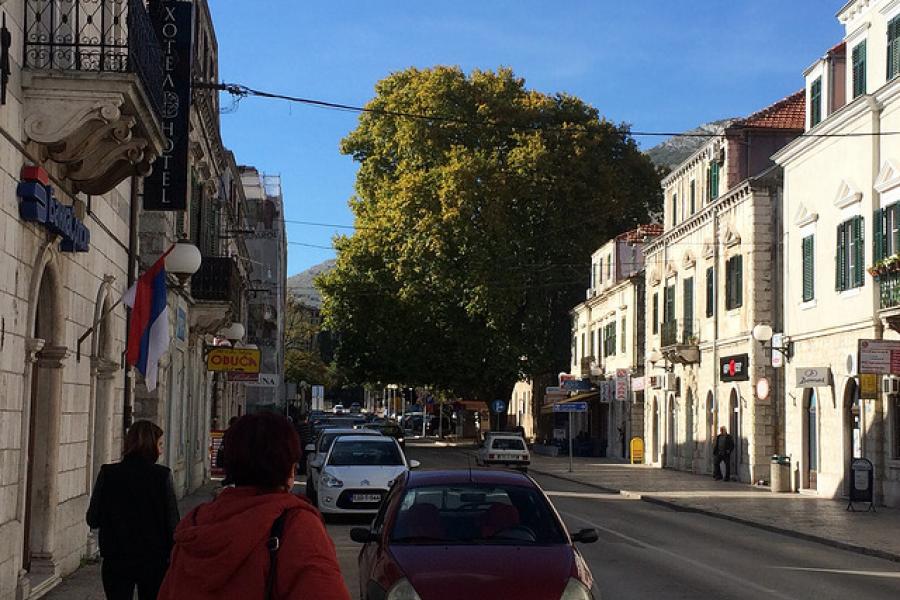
[752,323,793,361]
[648,348,663,364]
[219,322,245,343]
[166,238,202,285]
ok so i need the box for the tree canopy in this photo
[317,66,661,402]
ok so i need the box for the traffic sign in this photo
[491,399,507,414]
[553,402,588,413]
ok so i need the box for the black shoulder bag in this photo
[265,510,290,600]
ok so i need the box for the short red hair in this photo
[223,413,300,490]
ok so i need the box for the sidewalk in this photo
[527,453,900,562]
[43,483,219,600]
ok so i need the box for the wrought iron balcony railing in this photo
[880,271,900,310]
[24,0,163,117]
[191,256,243,316]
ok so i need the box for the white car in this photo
[333,404,346,414]
[477,434,530,470]
[305,428,382,501]
[316,435,419,515]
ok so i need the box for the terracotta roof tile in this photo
[617,224,664,243]
[733,90,805,130]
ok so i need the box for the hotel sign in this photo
[144,0,194,210]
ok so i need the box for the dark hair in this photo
[224,413,300,489]
[123,420,163,463]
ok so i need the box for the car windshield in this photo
[328,440,404,466]
[390,484,566,545]
[491,438,525,451]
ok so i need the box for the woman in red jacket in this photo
[158,413,351,600]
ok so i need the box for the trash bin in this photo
[770,455,791,493]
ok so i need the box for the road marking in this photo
[545,491,635,500]
[560,510,798,600]
[773,567,900,579]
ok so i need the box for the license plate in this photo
[352,493,382,503]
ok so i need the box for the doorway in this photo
[666,394,676,468]
[729,389,740,481]
[844,379,861,495]
[806,388,818,490]
[684,388,694,470]
[706,391,716,473]
[652,396,659,464]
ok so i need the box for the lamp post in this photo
[166,238,202,286]
[751,324,793,362]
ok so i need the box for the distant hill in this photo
[287,259,335,307]
[645,119,737,169]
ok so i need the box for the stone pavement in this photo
[43,483,219,600]
[527,452,900,562]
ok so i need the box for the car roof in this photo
[332,434,394,443]
[322,427,380,435]
[406,469,535,488]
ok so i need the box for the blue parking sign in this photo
[491,399,507,414]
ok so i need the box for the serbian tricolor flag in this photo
[123,248,172,392]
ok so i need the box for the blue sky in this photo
[210,1,843,276]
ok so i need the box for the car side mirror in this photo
[311,457,325,468]
[350,527,379,544]
[571,528,599,544]
[408,460,421,469]
[304,444,316,453]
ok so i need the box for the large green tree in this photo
[318,66,661,403]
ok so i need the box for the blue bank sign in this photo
[18,170,90,252]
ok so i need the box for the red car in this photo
[351,469,598,600]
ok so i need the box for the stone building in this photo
[563,225,660,459]
[773,0,900,506]
[240,167,288,413]
[643,94,803,483]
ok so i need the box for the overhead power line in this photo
[197,81,900,139]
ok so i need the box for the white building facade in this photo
[773,0,900,506]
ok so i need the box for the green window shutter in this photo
[802,235,815,302]
[810,78,822,127]
[620,317,626,353]
[705,267,714,318]
[889,16,900,80]
[854,216,865,288]
[852,40,867,98]
[683,277,694,333]
[836,223,846,291]
[653,292,659,334]
[710,162,719,200]
[690,181,696,214]
[892,203,900,257]
[875,208,885,262]
[735,256,743,308]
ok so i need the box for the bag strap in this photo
[265,509,290,600]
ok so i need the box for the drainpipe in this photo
[123,176,139,445]
[712,208,720,462]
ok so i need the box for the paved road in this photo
[322,444,900,600]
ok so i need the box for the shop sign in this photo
[631,376,645,392]
[615,370,629,401]
[720,354,750,382]
[795,367,831,388]
[210,430,225,477]
[859,373,879,399]
[858,339,900,374]
[206,348,261,373]
[145,0,194,210]
[17,167,90,252]
[245,373,281,388]
[227,372,259,382]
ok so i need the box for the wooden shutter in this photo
[889,16,900,80]
[620,317,626,353]
[836,222,847,291]
[690,181,696,214]
[653,292,659,334]
[683,278,694,338]
[705,267,714,317]
[735,256,743,308]
[854,216,865,288]
[811,78,822,127]
[892,203,900,257]
[802,235,815,302]
[710,162,719,200]
[875,208,885,262]
[852,40,867,98]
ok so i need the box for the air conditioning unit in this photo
[883,376,899,394]
[649,375,662,390]
[664,373,678,392]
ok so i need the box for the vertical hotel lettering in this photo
[144,0,194,211]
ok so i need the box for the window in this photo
[620,317,626,353]
[810,77,822,127]
[889,15,900,81]
[683,277,694,339]
[852,40,867,99]
[581,333,586,359]
[690,180,696,215]
[836,216,864,291]
[709,161,720,200]
[652,292,659,334]
[705,267,714,318]
[893,394,900,459]
[875,204,900,261]
[672,194,678,226]
[725,255,743,310]
[607,255,613,281]
[664,283,676,323]
[591,263,597,289]
[802,235,815,302]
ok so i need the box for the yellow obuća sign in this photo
[206,348,261,374]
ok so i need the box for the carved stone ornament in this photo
[703,240,715,260]
[22,75,164,195]
[682,251,696,269]
[722,225,741,248]
[648,268,660,286]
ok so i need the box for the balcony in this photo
[878,271,900,332]
[660,319,700,364]
[190,257,243,335]
[22,0,165,194]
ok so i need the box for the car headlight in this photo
[560,578,594,600]
[321,472,343,488]
[386,578,422,600]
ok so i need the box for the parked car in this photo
[315,435,419,516]
[333,404,346,414]
[359,421,406,447]
[477,434,530,470]
[350,402,362,414]
[351,469,598,600]
[305,428,382,502]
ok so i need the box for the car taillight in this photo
[385,578,422,600]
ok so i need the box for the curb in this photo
[528,466,900,564]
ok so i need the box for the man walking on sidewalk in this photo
[713,426,735,481]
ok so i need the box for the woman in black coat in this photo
[87,420,180,600]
